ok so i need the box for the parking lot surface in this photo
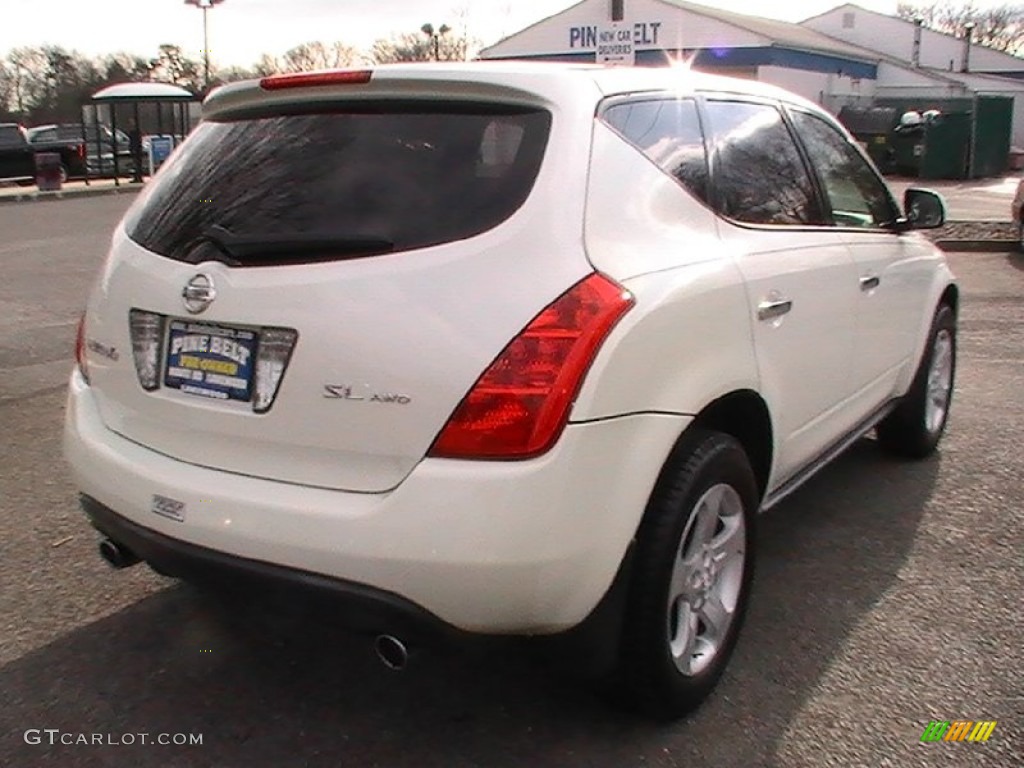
[0,196,1021,767]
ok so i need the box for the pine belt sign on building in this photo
[569,21,663,65]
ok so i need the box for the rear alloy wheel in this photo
[877,303,956,458]
[614,429,757,719]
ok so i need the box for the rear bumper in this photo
[81,494,459,645]
[64,371,688,634]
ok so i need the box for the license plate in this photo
[164,320,258,402]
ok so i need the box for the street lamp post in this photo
[962,21,976,73]
[421,23,451,61]
[184,0,225,89]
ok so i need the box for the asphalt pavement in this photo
[0,196,1021,767]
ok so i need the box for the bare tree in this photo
[897,2,1024,55]
[253,53,283,76]
[371,32,435,63]
[102,52,151,83]
[147,45,202,91]
[283,41,364,71]
[253,42,363,75]
[371,25,478,63]
[0,60,14,119]
[1,45,116,123]
[7,48,48,115]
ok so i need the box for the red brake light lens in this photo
[75,313,89,383]
[259,70,373,90]
[429,273,634,460]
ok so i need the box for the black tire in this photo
[613,429,758,720]
[876,303,956,458]
[1017,221,1023,254]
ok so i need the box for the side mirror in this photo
[903,188,946,230]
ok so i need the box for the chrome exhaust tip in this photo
[374,634,409,671]
[98,537,141,569]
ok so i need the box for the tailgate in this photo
[82,96,594,492]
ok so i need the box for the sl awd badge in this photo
[182,273,216,314]
[323,384,411,405]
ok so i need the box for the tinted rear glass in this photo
[125,104,551,265]
[0,125,24,147]
[601,99,709,204]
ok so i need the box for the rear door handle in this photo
[860,275,881,291]
[757,298,793,321]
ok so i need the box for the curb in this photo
[0,185,142,204]
[934,239,1019,252]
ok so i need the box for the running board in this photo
[761,400,898,512]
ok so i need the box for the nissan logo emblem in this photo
[182,273,216,314]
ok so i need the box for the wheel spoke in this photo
[673,603,700,668]
[692,486,724,547]
[710,515,744,566]
[669,557,694,605]
[698,594,731,646]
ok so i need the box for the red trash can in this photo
[34,152,63,191]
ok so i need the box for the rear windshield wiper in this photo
[190,225,395,265]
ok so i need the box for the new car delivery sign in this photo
[596,24,634,65]
[569,21,663,66]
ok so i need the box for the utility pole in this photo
[185,0,225,90]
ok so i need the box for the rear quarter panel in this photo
[574,122,761,422]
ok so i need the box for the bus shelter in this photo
[83,82,200,186]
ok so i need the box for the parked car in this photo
[27,123,133,178]
[0,122,87,183]
[64,63,957,719]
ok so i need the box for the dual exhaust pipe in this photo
[98,537,141,569]
[97,537,412,671]
[374,634,410,671]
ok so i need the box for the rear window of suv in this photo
[0,125,25,147]
[124,104,552,266]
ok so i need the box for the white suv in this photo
[64,63,957,718]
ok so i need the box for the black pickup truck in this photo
[0,123,88,183]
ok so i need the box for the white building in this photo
[803,3,1024,78]
[480,0,882,107]
[479,0,1024,149]
[803,3,1024,147]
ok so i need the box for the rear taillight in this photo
[77,143,85,159]
[75,313,89,383]
[129,309,165,391]
[429,273,634,460]
[259,70,373,90]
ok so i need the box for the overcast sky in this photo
[0,0,1012,67]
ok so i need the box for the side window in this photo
[602,99,710,204]
[791,111,898,229]
[704,101,822,226]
